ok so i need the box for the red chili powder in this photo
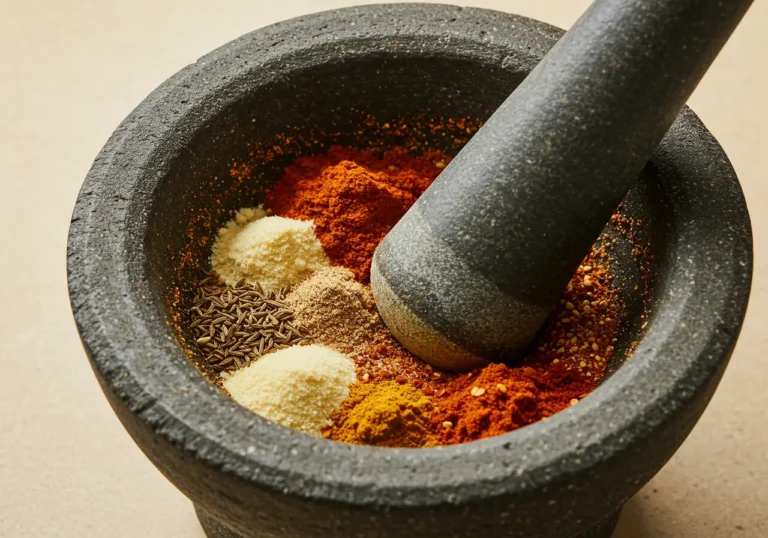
[265,145,449,282]
[430,362,594,445]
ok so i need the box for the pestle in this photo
[371,0,752,372]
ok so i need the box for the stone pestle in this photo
[371,0,753,371]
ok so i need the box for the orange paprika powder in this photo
[265,145,448,282]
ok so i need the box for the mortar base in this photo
[195,503,622,538]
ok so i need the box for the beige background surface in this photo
[1,1,765,536]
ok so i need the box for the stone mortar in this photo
[67,4,752,538]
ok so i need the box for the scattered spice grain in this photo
[352,331,459,391]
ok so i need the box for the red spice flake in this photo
[265,146,449,282]
[610,210,655,345]
[229,162,252,182]
[530,247,620,379]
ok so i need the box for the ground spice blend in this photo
[181,140,630,448]
[326,242,621,447]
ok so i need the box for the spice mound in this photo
[191,276,309,373]
[326,381,434,447]
[223,344,356,436]
[265,146,446,282]
[212,210,329,290]
[285,266,383,353]
[429,362,592,445]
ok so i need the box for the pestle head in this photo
[371,0,752,371]
[370,209,549,371]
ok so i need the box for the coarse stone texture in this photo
[67,4,752,538]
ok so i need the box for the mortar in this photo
[67,5,752,538]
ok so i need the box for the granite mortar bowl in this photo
[67,4,752,538]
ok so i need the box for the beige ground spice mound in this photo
[223,344,356,436]
[285,267,383,353]
[212,208,330,291]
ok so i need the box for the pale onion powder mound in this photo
[222,344,356,435]
[285,267,384,353]
[212,208,330,291]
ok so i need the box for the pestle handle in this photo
[372,0,753,371]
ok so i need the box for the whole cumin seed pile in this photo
[190,274,310,373]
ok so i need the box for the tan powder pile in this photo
[285,267,383,353]
[212,208,330,291]
[222,344,356,436]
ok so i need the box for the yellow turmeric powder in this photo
[326,381,434,447]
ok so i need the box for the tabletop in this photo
[1,1,765,536]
